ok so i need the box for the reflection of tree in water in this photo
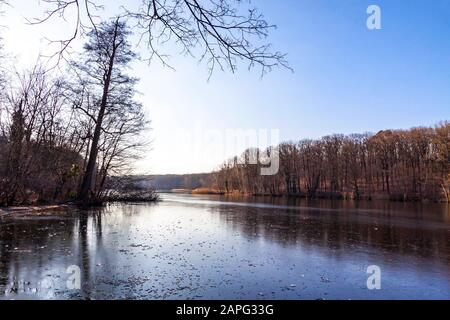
[211,199,450,265]
[0,207,109,298]
[0,215,78,295]
[118,202,158,216]
[78,212,90,296]
[215,194,450,220]
[76,207,110,298]
[0,200,449,298]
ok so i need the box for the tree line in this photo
[0,20,148,206]
[213,124,450,202]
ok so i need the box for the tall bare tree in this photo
[70,18,145,204]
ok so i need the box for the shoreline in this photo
[166,189,449,203]
[0,197,161,217]
[0,204,73,217]
[1,191,447,216]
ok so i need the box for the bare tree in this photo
[68,18,146,204]
[24,0,289,76]
[0,64,83,205]
[93,96,147,199]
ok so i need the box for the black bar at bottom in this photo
[0,300,446,319]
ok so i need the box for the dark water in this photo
[0,193,449,300]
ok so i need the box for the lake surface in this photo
[0,193,449,300]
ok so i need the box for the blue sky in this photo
[2,0,450,174]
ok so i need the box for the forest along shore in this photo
[213,124,449,202]
[137,122,450,203]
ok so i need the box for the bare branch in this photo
[18,0,290,76]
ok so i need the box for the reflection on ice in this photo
[0,194,449,300]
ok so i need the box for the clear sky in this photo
[1,0,449,174]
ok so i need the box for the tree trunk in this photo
[78,23,120,205]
